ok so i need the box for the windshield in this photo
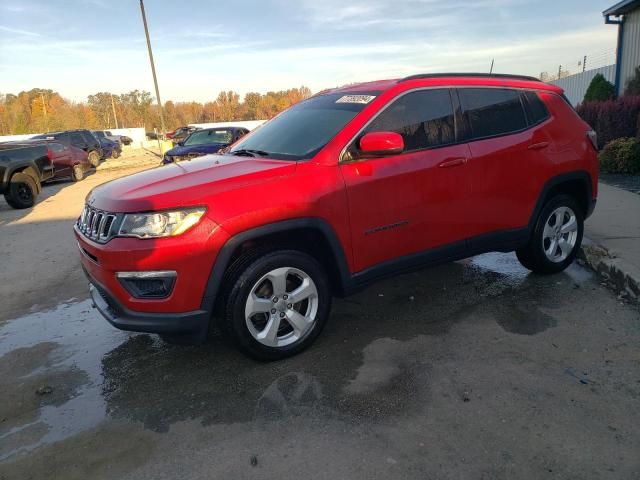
[184,129,233,146]
[229,92,379,160]
[94,131,105,138]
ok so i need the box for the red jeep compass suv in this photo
[75,73,598,360]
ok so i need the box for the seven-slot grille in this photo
[78,205,116,242]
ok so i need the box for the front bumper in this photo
[87,271,210,343]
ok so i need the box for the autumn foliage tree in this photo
[0,86,312,135]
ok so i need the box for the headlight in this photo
[118,208,206,238]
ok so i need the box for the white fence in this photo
[551,64,616,106]
[189,120,266,130]
[0,127,146,146]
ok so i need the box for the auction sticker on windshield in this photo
[335,95,376,104]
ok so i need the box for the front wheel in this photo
[516,194,584,274]
[220,250,332,360]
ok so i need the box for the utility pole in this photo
[111,94,119,129]
[558,64,562,80]
[583,55,587,73]
[489,58,494,74]
[40,92,48,132]
[139,0,165,147]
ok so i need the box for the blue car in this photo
[162,127,249,164]
[95,136,122,159]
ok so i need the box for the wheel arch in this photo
[10,165,42,194]
[529,171,594,229]
[201,218,352,314]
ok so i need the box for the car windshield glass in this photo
[229,92,379,160]
[184,129,233,145]
[94,131,105,138]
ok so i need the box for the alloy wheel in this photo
[542,206,578,263]
[244,267,319,348]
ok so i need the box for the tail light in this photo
[46,148,53,163]
[587,130,598,151]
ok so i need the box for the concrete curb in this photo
[579,237,640,304]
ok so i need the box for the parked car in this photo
[24,139,90,182]
[93,130,121,144]
[75,73,598,360]
[119,135,132,146]
[167,126,200,144]
[95,136,122,159]
[162,127,249,164]
[0,142,55,208]
[32,129,102,167]
[146,131,159,140]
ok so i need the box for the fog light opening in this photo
[116,271,177,299]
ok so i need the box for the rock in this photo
[36,385,53,395]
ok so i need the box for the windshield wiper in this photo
[229,149,270,157]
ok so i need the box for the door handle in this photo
[438,157,468,168]
[528,141,549,151]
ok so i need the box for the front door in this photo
[340,88,473,273]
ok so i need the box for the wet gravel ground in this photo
[0,253,639,479]
[600,174,640,195]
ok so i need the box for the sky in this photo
[0,0,620,103]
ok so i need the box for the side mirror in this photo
[359,131,404,156]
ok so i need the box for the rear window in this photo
[459,88,527,139]
[522,91,549,125]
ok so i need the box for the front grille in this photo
[77,205,117,243]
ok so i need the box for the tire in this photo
[71,164,84,182]
[219,249,332,361]
[516,194,584,274]
[87,150,100,167]
[111,149,120,159]
[4,172,38,209]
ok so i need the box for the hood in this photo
[166,143,227,156]
[87,154,296,212]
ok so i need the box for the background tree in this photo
[584,74,616,102]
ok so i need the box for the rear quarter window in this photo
[459,88,527,139]
[522,91,550,125]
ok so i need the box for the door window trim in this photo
[340,85,554,163]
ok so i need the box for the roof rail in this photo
[399,73,541,83]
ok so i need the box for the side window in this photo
[458,88,527,139]
[364,89,455,152]
[49,142,66,153]
[70,133,85,146]
[81,132,96,145]
[522,91,549,125]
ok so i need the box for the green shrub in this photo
[599,137,640,174]
[584,74,616,102]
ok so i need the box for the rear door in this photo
[340,88,474,272]
[458,87,550,238]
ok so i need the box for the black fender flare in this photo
[199,218,352,314]
[528,170,594,229]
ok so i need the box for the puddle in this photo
[0,299,131,460]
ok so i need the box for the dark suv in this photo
[32,129,102,167]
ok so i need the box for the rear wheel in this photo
[516,194,583,274]
[87,151,100,167]
[4,172,38,209]
[71,164,84,182]
[219,249,331,360]
[111,149,120,159]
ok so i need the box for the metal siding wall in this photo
[550,64,617,106]
[620,8,640,94]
